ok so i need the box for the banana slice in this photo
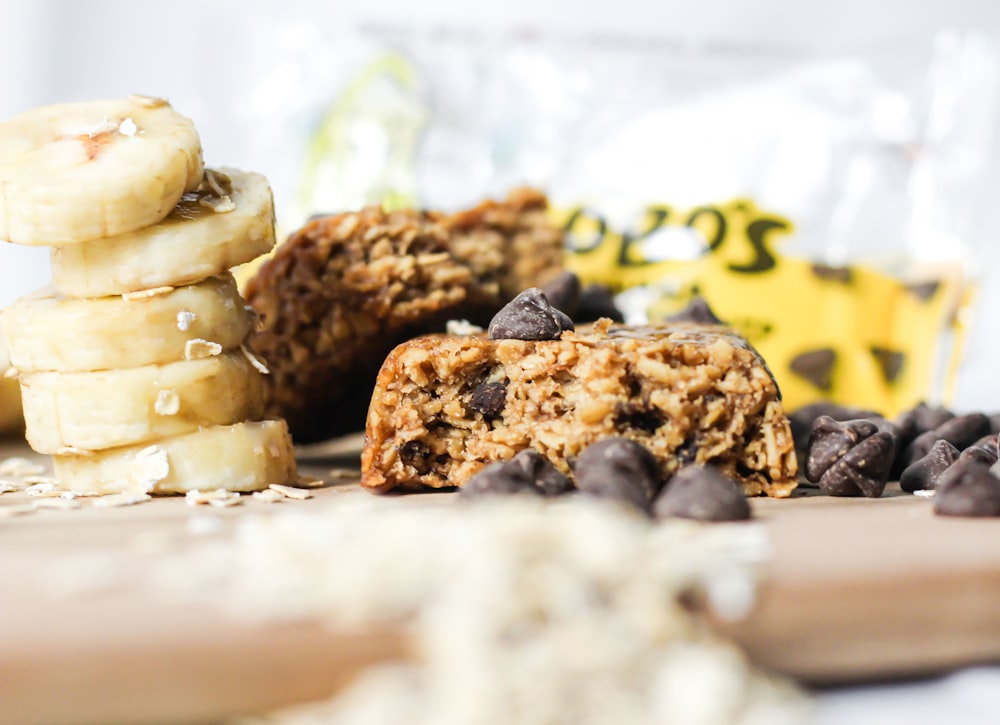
[0,95,203,246]
[20,351,266,454]
[50,168,276,298]
[3,274,251,373]
[0,329,22,434]
[53,420,297,494]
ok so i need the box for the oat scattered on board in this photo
[186,489,242,508]
[269,484,313,500]
[25,482,59,497]
[0,481,17,495]
[296,475,326,488]
[93,492,153,508]
[327,469,359,482]
[122,286,174,301]
[0,457,45,477]
[32,498,81,511]
[184,339,223,360]
[252,489,284,504]
[913,489,936,498]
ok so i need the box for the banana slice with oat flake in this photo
[0,95,203,246]
[53,420,297,494]
[51,168,276,297]
[2,273,251,373]
[20,351,266,454]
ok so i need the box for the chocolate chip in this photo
[468,381,507,419]
[905,281,940,301]
[934,464,1000,517]
[899,439,959,493]
[488,288,574,341]
[870,346,905,385]
[666,297,724,325]
[901,413,991,470]
[959,434,999,467]
[399,440,432,474]
[512,448,573,496]
[818,432,895,497]
[896,402,954,439]
[804,416,880,483]
[789,348,837,392]
[540,271,581,320]
[461,460,541,497]
[788,403,882,458]
[573,437,662,513]
[811,264,853,284]
[653,465,751,522]
[576,284,624,323]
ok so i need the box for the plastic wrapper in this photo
[257,28,1000,416]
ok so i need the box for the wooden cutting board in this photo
[2,437,1000,725]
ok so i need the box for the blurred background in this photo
[2,0,1000,412]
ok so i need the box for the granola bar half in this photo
[362,320,798,497]
[245,188,563,441]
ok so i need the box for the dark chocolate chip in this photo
[870,346,905,385]
[789,348,837,392]
[896,402,954,438]
[811,264,853,284]
[959,434,999,467]
[905,281,940,301]
[653,465,751,522]
[818,431,895,497]
[666,297,724,325]
[899,439,960,493]
[804,416,879,483]
[990,414,1000,436]
[488,288,574,341]
[902,413,991,469]
[461,460,541,497]
[573,437,662,513]
[540,271,581,320]
[468,381,507,419]
[934,464,1000,517]
[399,440,432,474]
[512,448,574,496]
[788,403,882,457]
[576,284,624,323]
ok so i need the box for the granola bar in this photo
[245,188,563,441]
[362,320,798,497]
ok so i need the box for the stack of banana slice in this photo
[0,95,297,494]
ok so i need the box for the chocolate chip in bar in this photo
[666,296,724,325]
[653,465,751,522]
[540,271,581,320]
[468,380,508,419]
[899,439,960,493]
[488,288,574,341]
[934,463,1000,517]
[573,437,662,513]
[461,460,541,497]
[805,416,893,497]
[789,348,837,392]
[576,284,624,323]
[512,448,574,496]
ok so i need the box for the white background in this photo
[1,1,1000,720]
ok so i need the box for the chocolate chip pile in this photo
[794,401,1000,517]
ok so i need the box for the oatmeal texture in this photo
[362,320,798,497]
[246,188,563,441]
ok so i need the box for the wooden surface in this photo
[2,438,1000,724]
